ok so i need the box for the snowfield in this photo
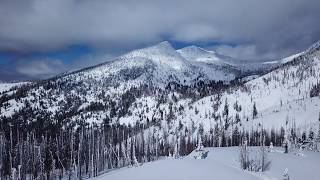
[92,147,320,180]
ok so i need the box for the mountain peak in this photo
[120,40,187,71]
[178,45,214,54]
[146,41,176,53]
[177,45,224,64]
[156,41,172,48]
[178,45,204,53]
[123,41,176,58]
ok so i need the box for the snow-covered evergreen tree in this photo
[196,136,204,151]
[252,102,258,119]
[239,139,249,170]
[269,142,274,152]
[283,168,290,180]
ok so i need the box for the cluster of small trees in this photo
[0,121,189,179]
[310,82,320,97]
[239,136,271,172]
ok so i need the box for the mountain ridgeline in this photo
[0,41,320,179]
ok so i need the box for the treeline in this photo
[0,115,319,180]
[0,119,196,180]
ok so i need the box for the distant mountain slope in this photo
[0,40,318,135]
[62,41,239,87]
[177,45,232,65]
[177,45,295,77]
[0,82,29,94]
[0,41,241,126]
[172,40,320,133]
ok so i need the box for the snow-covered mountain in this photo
[1,40,320,180]
[0,41,240,125]
[108,40,320,138]
[0,40,318,128]
[66,41,239,87]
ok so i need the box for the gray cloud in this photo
[0,0,320,59]
[15,58,67,77]
[210,44,280,61]
[0,53,113,82]
[0,58,68,82]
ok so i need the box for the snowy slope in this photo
[177,45,289,76]
[114,40,320,139]
[114,41,320,136]
[177,45,232,65]
[123,41,189,71]
[281,52,304,64]
[92,147,320,180]
[1,40,319,135]
[172,41,320,133]
[0,41,240,123]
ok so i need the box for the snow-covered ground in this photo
[91,147,320,180]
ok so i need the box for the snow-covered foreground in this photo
[92,147,320,180]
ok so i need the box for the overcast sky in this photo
[0,0,320,81]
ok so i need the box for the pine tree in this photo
[44,143,53,180]
[260,134,270,172]
[232,126,240,146]
[283,168,289,180]
[173,139,179,159]
[213,124,220,147]
[196,136,204,151]
[239,138,249,170]
[253,102,258,119]
[223,98,230,131]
